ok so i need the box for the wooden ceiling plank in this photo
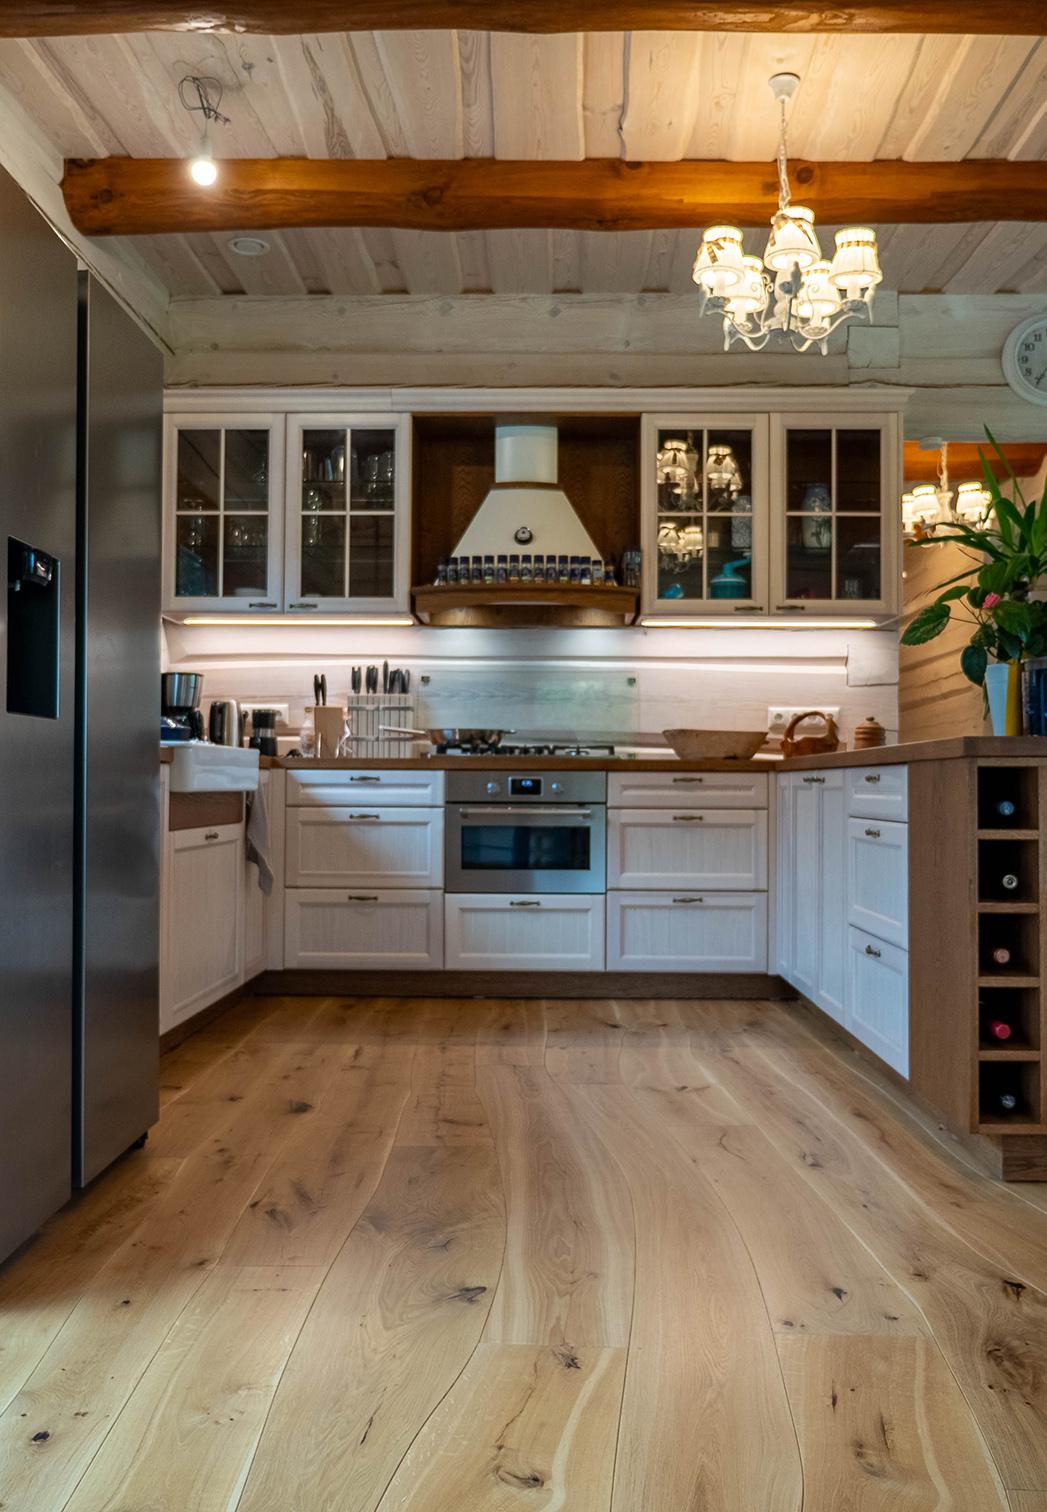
[276,225,334,292]
[454,227,493,290]
[125,30,285,157]
[490,34,584,159]
[643,226,681,290]
[388,227,464,293]
[30,36,163,155]
[1012,247,1047,294]
[788,35,924,160]
[905,36,1039,159]
[683,33,745,159]
[182,230,246,292]
[4,2,1047,38]
[459,30,494,157]
[343,32,412,157]
[968,37,1047,159]
[0,39,116,157]
[303,225,383,293]
[204,33,306,157]
[709,35,818,160]
[218,226,308,293]
[266,33,377,159]
[918,221,995,288]
[359,227,408,290]
[373,31,463,158]
[876,222,971,291]
[943,222,1047,294]
[873,35,970,159]
[132,231,222,295]
[486,228,554,293]
[582,32,625,158]
[578,228,654,292]
[552,228,582,291]
[63,156,1047,237]
[620,32,704,161]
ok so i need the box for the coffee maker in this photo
[161,672,205,742]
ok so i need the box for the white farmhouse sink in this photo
[169,743,260,793]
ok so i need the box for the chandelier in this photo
[693,73,882,354]
[901,441,992,538]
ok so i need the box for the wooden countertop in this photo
[781,737,1047,770]
[160,746,281,768]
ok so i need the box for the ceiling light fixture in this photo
[901,440,993,538]
[228,236,271,257]
[178,74,229,188]
[693,73,882,355]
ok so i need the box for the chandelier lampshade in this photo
[828,227,883,300]
[796,261,840,325]
[725,256,769,317]
[692,225,746,295]
[765,207,821,272]
[955,480,992,523]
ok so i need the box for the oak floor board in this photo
[60,1265,325,1512]
[779,1333,1009,1509]
[699,1046,1047,1490]
[1011,1494,1047,1509]
[396,1043,489,1145]
[476,1061,634,1349]
[577,1082,804,1512]
[474,999,547,1067]
[618,1041,751,1120]
[684,996,824,1053]
[373,1343,626,1511]
[233,1142,505,1512]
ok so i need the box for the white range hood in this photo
[452,421,602,561]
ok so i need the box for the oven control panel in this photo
[447,770,607,804]
[510,777,542,797]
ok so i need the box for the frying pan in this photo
[377,725,515,749]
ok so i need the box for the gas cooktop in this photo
[430,741,617,758]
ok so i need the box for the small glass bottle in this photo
[436,557,448,585]
[471,555,484,584]
[558,554,570,583]
[604,557,618,586]
[508,553,521,581]
[532,554,544,580]
[591,558,604,585]
[580,556,592,585]
[483,554,495,584]
[447,556,459,584]
[569,556,581,583]
[546,556,558,583]
[496,554,509,583]
[521,554,533,582]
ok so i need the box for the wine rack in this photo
[975,764,1044,1137]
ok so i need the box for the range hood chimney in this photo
[452,420,602,562]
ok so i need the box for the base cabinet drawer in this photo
[847,817,908,949]
[445,893,604,971]
[285,889,444,969]
[847,765,908,823]
[287,769,445,807]
[608,808,767,890]
[162,822,243,1030]
[286,807,443,888]
[847,926,909,1077]
[607,891,767,972]
[609,771,768,809]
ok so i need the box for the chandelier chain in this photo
[777,95,791,214]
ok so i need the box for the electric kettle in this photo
[208,699,241,746]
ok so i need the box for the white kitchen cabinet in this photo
[286,806,443,889]
[445,894,605,972]
[607,808,767,891]
[607,891,767,972]
[847,816,908,949]
[847,764,908,824]
[161,822,242,1030]
[818,769,848,1022]
[786,773,823,1001]
[285,889,443,969]
[241,773,270,983]
[284,413,412,613]
[608,770,768,809]
[847,926,909,1076]
[778,769,847,1023]
[163,412,284,614]
[286,768,444,808]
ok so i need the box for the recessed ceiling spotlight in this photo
[228,236,271,257]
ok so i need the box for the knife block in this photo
[311,704,346,760]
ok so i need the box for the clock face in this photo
[1003,316,1047,406]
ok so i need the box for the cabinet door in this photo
[817,769,847,1022]
[164,414,284,613]
[241,774,268,982]
[284,413,411,612]
[775,774,795,979]
[770,413,899,617]
[641,413,770,615]
[608,808,767,890]
[286,807,444,888]
[788,773,824,999]
[285,889,443,969]
[445,894,605,971]
[164,823,242,1026]
[847,926,909,1076]
[607,891,767,972]
[287,768,445,808]
[608,770,768,809]
[847,817,908,949]
[847,764,908,823]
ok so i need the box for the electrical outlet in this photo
[767,705,840,734]
[240,701,290,724]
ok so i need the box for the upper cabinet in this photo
[284,413,411,614]
[164,413,284,612]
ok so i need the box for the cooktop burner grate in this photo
[432,741,617,758]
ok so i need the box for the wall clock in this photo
[1003,315,1047,406]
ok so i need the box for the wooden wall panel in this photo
[899,540,985,744]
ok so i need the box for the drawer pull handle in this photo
[248,601,278,608]
[204,830,219,840]
[673,814,704,822]
[864,827,881,838]
[864,774,881,783]
[347,813,380,820]
[865,944,881,958]
[347,894,378,902]
[348,775,381,783]
[509,900,541,907]
[672,777,704,784]
[672,896,704,904]
[802,776,825,784]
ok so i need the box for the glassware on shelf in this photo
[298,708,316,758]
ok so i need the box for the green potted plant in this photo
[901,429,1047,735]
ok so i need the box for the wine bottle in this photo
[1002,873,1020,891]
[996,799,1017,821]
[985,1018,1013,1041]
[992,946,1012,966]
[995,1091,1020,1114]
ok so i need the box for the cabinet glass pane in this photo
[656,431,700,512]
[350,429,396,511]
[301,515,346,597]
[786,515,832,600]
[706,429,752,512]
[177,430,220,511]
[176,515,218,596]
[787,430,833,512]
[223,516,269,595]
[837,429,880,513]
[302,429,347,512]
[657,513,704,600]
[837,517,881,600]
[224,429,269,510]
[349,515,394,597]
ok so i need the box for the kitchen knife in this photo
[382,660,389,693]
[366,665,378,693]
[389,669,401,694]
[402,670,410,693]
[351,666,361,694]
[320,674,327,706]
[313,674,322,707]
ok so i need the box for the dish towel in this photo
[245,785,274,897]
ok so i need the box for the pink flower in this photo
[984,592,1001,608]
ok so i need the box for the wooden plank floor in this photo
[6,995,1047,1509]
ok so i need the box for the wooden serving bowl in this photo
[662,728,767,761]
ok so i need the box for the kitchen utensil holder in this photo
[346,694,417,758]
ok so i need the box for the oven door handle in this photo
[456,806,594,817]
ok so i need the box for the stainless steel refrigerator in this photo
[0,166,162,1266]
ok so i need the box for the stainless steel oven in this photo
[445,771,607,894]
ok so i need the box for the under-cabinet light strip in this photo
[182,615,417,627]
[638,616,879,629]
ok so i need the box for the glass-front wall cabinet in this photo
[165,414,283,612]
[643,414,770,613]
[775,417,889,613]
[285,414,409,612]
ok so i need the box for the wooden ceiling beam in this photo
[5,1,1045,35]
[904,443,1047,484]
[63,156,1047,238]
